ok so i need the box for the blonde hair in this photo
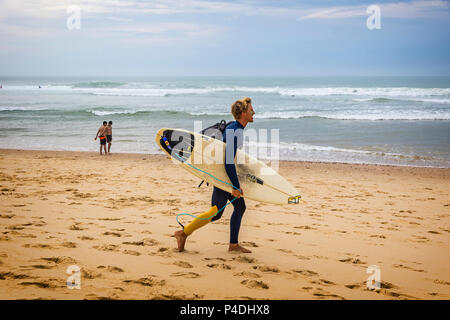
[231,97,252,120]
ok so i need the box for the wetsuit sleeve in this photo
[225,134,240,190]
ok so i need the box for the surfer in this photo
[106,121,113,154]
[94,121,108,155]
[175,97,255,253]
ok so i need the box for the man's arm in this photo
[95,127,104,140]
[224,132,241,192]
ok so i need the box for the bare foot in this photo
[228,243,252,253]
[174,229,187,252]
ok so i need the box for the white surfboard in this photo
[155,128,301,205]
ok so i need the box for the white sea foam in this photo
[88,109,142,116]
[2,84,449,99]
[240,140,447,167]
[3,106,448,120]
[0,106,51,111]
[253,110,450,120]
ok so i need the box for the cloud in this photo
[1,0,448,46]
[298,0,450,20]
[0,0,231,46]
[0,0,305,19]
[101,21,228,45]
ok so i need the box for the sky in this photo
[0,0,449,76]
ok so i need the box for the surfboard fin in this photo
[197,180,209,188]
[288,195,302,204]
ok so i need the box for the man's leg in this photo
[174,206,218,252]
[228,198,251,253]
[174,187,227,252]
[107,136,112,154]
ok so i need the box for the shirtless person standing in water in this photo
[174,97,255,253]
[95,121,108,155]
[106,121,113,154]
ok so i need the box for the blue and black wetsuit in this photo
[211,120,246,244]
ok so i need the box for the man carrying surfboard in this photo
[174,97,255,253]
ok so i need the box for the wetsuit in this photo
[210,120,246,244]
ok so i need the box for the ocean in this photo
[0,76,449,168]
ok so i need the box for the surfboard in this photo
[155,128,301,205]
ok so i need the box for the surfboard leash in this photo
[171,150,241,230]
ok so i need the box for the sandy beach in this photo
[0,148,449,300]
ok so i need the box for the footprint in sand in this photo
[294,225,317,230]
[30,220,47,227]
[123,250,141,256]
[82,269,102,279]
[20,264,55,270]
[23,244,55,249]
[170,271,200,279]
[7,225,25,230]
[370,234,386,239]
[312,291,344,300]
[292,269,319,277]
[433,279,450,285]
[19,279,65,289]
[123,276,166,287]
[122,238,159,246]
[39,256,77,265]
[98,218,122,221]
[207,263,232,270]
[252,265,279,273]
[103,232,122,237]
[233,271,261,278]
[61,242,77,248]
[0,214,15,219]
[345,280,413,299]
[345,282,365,289]
[338,257,366,265]
[0,235,11,241]
[97,266,124,273]
[84,293,120,300]
[69,223,85,231]
[393,264,425,273]
[240,241,258,247]
[240,279,269,290]
[93,244,119,252]
[173,261,193,268]
[0,271,34,280]
[203,257,227,262]
[151,293,203,300]
[233,256,257,264]
[311,279,336,286]
[78,236,95,240]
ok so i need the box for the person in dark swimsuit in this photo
[174,97,255,253]
[95,121,108,155]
